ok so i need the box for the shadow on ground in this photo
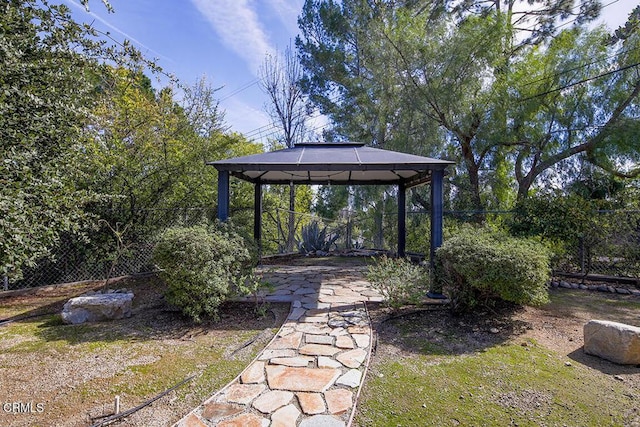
[369,302,530,357]
[1,275,288,346]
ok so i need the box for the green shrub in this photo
[436,228,550,313]
[366,256,430,309]
[152,223,256,322]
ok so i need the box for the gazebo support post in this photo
[254,182,262,255]
[217,170,230,222]
[397,182,406,258]
[428,168,446,298]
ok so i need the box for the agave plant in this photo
[298,221,340,254]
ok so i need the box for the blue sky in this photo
[65,0,640,145]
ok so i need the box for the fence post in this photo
[3,276,8,291]
[579,236,585,275]
[346,214,352,250]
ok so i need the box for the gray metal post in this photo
[398,182,406,258]
[254,182,262,252]
[217,170,229,222]
[428,169,446,298]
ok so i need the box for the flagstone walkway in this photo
[175,264,383,427]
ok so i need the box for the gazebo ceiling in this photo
[209,142,454,188]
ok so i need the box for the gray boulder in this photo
[584,320,640,365]
[62,292,134,324]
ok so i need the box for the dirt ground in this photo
[1,265,639,426]
[0,276,289,427]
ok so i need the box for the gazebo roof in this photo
[209,142,454,188]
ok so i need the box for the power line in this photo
[218,78,260,101]
[520,60,640,101]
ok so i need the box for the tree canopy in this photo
[296,0,640,212]
[0,1,260,281]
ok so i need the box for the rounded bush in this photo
[366,255,430,309]
[436,228,550,312]
[152,223,255,322]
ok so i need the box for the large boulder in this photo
[61,291,134,324]
[584,320,640,365]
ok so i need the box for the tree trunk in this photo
[286,183,296,252]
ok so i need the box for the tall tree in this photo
[259,45,311,252]
[85,70,255,237]
[0,0,112,280]
[296,0,640,213]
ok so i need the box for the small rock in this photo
[489,328,500,334]
[614,375,624,381]
[565,362,572,367]
[616,288,631,295]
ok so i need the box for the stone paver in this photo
[175,265,382,426]
[299,415,345,427]
[335,335,354,349]
[271,332,304,349]
[335,349,367,369]
[299,343,341,357]
[266,366,340,392]
[336,369,362,388]
[178,413,207,427]
[201,403,243,421]
[224,384,265,405]
[270,356,313,367]
[317,356,343,369]
[252,390,293,413]
[218,413,268,427]
[306,334,335,345]
[271,404,301,427]
[297,392,326,415]
[325,389,354,415]
[241,361,265,384]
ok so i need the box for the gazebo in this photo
[209,142,454,266]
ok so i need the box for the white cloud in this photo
[191,0,274,74]
[265,0,304,35]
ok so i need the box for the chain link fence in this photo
[263,208,640,280]
[554,210,640,278]
[4,208,212,291]
[5,207,639,292]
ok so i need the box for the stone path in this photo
[175,265,383,427]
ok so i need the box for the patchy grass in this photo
[0,276,288,427]
[359,342,636,426]
[356,288,640,427]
